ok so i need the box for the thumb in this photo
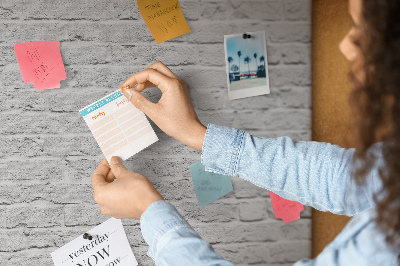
[123,89,155,116]
[109,156,129,178]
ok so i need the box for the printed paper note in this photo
[137,0,191,44]
[51,218,138,266]
[14,41,67,90]
[270,191,304,223]
[190,161,233,208]
[79,90,158,162]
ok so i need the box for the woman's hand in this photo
[91,157,164,220]
[120,61,206,152]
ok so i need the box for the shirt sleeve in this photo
[201,124,383,216]
[140,200,235,266]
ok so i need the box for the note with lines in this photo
[79,90,158,162]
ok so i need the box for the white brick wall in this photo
[0,0,312,265]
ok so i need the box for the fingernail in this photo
[110,156,122,165]
[125,89,133,100]
[120,85,130,92]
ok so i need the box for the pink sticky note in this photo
[270,191,304,223]
[14,41,67,90]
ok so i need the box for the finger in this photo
[147,61,177,79]
[109,156,131,179]
[100,206,111,216]
[91,159,110,189]
[135,81,156,92]
[120,68,173,94]
[122,89,158,116]
[105,169,115,183]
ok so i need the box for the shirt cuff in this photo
[140,200,191,260]
[201,124,245,176]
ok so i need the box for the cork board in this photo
[312,0,353,257]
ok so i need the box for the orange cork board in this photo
[312,0,353,258]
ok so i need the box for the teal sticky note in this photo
[189,161,233,208]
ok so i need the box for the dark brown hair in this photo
[350,0,400,253]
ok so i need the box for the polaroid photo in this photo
[224,31,270,100]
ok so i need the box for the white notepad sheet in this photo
[51,218,138,266]
[79,90,158,162]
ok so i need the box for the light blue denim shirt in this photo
[140,124,399,265]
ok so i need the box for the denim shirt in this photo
[140,124,399,265]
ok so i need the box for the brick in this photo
[201,0,282,21]
[284,0,311,21]
[269,65,311,87]
[110,44,199,66]
[0,45,15,66]
[239,200,268,221]
[232,178,265,199]
[192,86,312,112]
[183,21,272,44]
[0,203,64,229]
[3,22,103,43]
[269,240,311,263]
[63,204,105,226]
[194,220,281,244]
[65,158,100,183]
[268,22,311,43]
[179,0,201,21]
[0,184,91,205]
[280,219,311,240]
[282,44,311,65]
[0,113,85,135]
[61,43,110,66]
[214,243,270,264]
[123,225,147,247]
[171,199,239,223]
[0,159,65,182]
[228,109,311,131]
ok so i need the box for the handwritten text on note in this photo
[137,0,191,44]
[14,41,67,90]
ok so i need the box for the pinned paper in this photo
[79,90,158,163]
[190,161,233,208]
[51,218,138,266]
[270,191,304,223]
[137,0,191,44]
[14,41,66,90]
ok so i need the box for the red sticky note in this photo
[270,191,304,223]
[14,41,67,90]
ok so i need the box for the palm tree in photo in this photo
[260,55,266,71]
[244,56,251,78]
[227,56,234,83]
[227,56,233,73]
[253,53,258,74]
[237,51,242,77]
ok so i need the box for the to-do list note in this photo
[137,0,191,44]
[79,90,158,162]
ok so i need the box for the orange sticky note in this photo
[137,0,191,44]
[14,41,66,90]
[270,191,304,223]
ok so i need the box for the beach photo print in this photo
[224,31,270,100]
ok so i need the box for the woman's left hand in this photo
[91,157,164,220]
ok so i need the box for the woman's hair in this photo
[350,0,400,252]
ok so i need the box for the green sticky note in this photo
[189,161,233,208]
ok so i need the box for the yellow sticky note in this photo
[137,0,191,44]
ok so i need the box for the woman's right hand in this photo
[120,61,207,152]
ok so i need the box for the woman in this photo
[91,0,400,264]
